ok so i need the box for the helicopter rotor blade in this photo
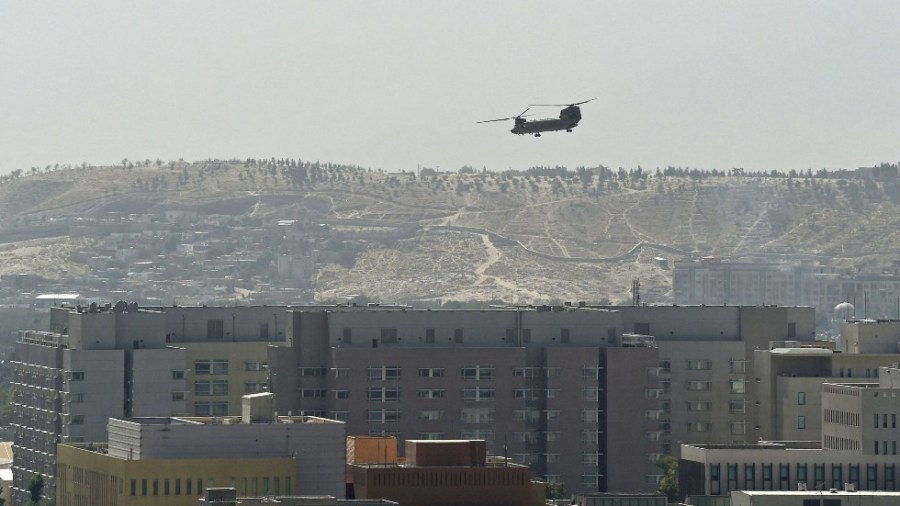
[477,109,533,124]
[528,98,596,107]
[476,116,516,124]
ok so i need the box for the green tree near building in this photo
[656,456,679,502]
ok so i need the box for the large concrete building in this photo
[268,304,815,493]
[680,366,900,498]
[55,394,346,506]
[11,303,296,505]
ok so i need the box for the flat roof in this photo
[769,347,833,356]
[739,490,900,496]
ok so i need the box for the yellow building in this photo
[182,341,274,417]
[57,444,295,506]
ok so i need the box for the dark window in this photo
[454,328,464,343]
[727,464,738,491]
[831,464,842,490]
[867,464,877,490]
[814,464,825,489]
[849,464,859,488]
[505,328,514,342]
[607,327,617,344]
[886,464,895,490]
[259,323,269,339]
[762,464,773,490]
[801,500,819,506]
[130,479,136,496]
[207,319,224,339]
[710,464,721,495]
[523,329,531,343]
[560,328,570,344]
[634,322,650,335]
[342,328,352,344]
[797,464,807,489]
[779,464,790,490]
[425,328,435,344]
[787,322,796,337]
[744,463,755,489]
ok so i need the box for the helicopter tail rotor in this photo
[528,98,596,107]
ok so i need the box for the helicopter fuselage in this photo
[511,105,582,136]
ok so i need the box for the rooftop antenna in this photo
[631,279,641,306]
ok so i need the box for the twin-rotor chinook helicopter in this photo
[477,98,595,137]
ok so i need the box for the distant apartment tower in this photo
[269,304,814,494]
[11,303,293,505]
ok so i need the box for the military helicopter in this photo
[477,99,595,137]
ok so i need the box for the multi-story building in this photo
[674,258,900,320]
[752,319,900,443]
[269,304,815,493]
[11,302,294,505]
[55,393,346,506]
[680,366,900,498]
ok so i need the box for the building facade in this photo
[55,394,346,506]
[269,304,815,493]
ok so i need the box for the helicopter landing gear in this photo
[534,133,541,137]
[566,129,572,132]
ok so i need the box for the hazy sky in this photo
[1,1,898,175]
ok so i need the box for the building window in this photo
[687,381,711,391]
[729,379,745,394]
[797,464,808,489]
[333,390,350,399]
[333,368,350,378]
[729,359,746,373]
[172,391,186,401]
[460,407,494,424]
[245,382,268,393]
[583,452,600,465]
[417,410,443,421]
[787,322,796,337]
[729,400,745,413]
[70,371,85,381]
[582,366,601,379]
[582,388,599,401]
[798,391,806,405]
[70,415,84,425]
[505,328,515,342]
[762,464,773,490]
[454,328,464,343]
[367,409,400,423]
[744,463,755,489]
[686,359,712,370]
[342,328,352,344]
[728,464,738,491]
[581,409,600,423]
[461,365,494,380]
[460,429,495,442]
[831,464,842,490]
[418,367,444,377]
[711,464,721,495]
[172,370,185,380]
[659,359,671,373]
[195,359,228,375]
[417,389,445,399]
[798,415,806,430]
[462,387,495,401]
[367,387,401,402]
[545,367,561,377]
[522,328,531,343]
[687,422,712,432]
[301,389,326,399]
[367,366,401,380]
[687,401,712,411]
[259,323,269,340]
[298,367,324,376]
[779,464,790,490]
[560,328,570,344]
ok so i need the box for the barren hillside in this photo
[1,161,898,304]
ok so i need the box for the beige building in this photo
[56,394,346,506]
[680,366,900,498]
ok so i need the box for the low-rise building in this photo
[55,394,346,506]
